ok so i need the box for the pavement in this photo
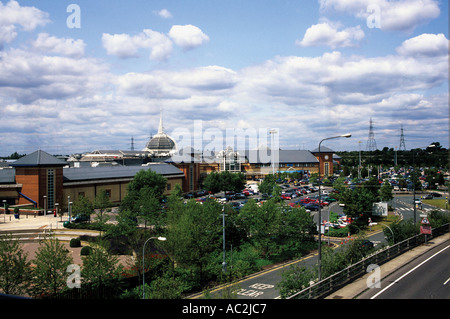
[0,212,134,268]
[0,212,67,231]
[325,232,450,299]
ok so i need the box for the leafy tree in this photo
[138,186,163,231]
[94,189,112,224]
[121,169,167,214]
[165,199,221,284]
[81,241,123,290]
[71,195,93,220]
[202,172,222,194]
[258,174,276,195]
[379,181,393,202]
[277,264,316,299]
[30,238,74,297]
[0,234,32,296]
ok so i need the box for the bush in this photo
[80,246,93,256]
[70,237,81,248]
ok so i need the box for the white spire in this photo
[157,107,164,135]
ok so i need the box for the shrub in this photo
[80,246,93,256]
[69,237,81,248]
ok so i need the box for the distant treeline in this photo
[336,142,448,168]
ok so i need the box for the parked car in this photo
[304,203,320,211]
[281,194,292,200]
[71,214,90,223]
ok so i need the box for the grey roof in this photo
[0,168,16,183]
[311,146,335,153]
[63,163,184,183]
[9,150,67,167]
[239,150,318,164]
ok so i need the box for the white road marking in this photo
[370,245,450,299]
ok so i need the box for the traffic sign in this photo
[421,217,430,225]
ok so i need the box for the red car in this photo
[281,194,292,200]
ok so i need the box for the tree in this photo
[379,181,393,202]
[0,234,32,296]
[202,172,222,194]
[165,199,221,283]
[277,264,316,299]
[94,189,112,224]
[81,241,123,291]
[71,195,93,221]
[138,186,163,231]
[30,238,74,297]
[121,169,167,214]
[258,174,276,195]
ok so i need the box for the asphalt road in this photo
[203,191,448,300]
[358,238,450,299]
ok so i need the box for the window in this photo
[47,169,54,209]
[167,183,171,191]
[324,162,329,176]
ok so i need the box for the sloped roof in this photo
[9,150,67,167]
[311,146,335,153]
[63,163,184,183]
[239,149,319,164]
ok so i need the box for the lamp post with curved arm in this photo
[142,236,166,299]
[318,133,351,281]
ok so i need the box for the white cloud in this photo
[102,29,173,61]
[157,9,172,19]
[33,33,86,58]
[168,24,209,50]
[297,22,364,48]
[0,0,49,45]
[319,0,440,32]
[396,33,449,57]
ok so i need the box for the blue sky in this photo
[0,0,448,156]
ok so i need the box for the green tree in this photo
[138,186,163,231]
[71,195,94,221]
[30,238,74,297]
[202,172,222,194]
[379,181,393,202]
[0,234,32,296]
[121,169,167,214]
[81,241,123,290]
[94,189,112,224]
[277,264,317,299]
[258,174,276,195]
[165,199,221,283]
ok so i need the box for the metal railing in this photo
[287,223,449,299]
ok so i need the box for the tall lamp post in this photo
[142,236,166,299]
[412,144,435,225]
[318,133,351,281]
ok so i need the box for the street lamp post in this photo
[142,236,166,299]
[318,133,351,281]
[269,129,277,175]
[412,144,435,225]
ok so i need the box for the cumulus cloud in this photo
[0,0,49,45]
[0,48,109,103]
[102,29,173,61]
[157,8,172,19]
[168,24,210,50]
[396,33,449,57]
[297,21,365,48]
[33,33,86,58]
[319,0,440,32]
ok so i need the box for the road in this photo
[358,239,450,299]
[202,191,448,300]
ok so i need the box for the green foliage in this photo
[0,234,32,296]
[202,171,246,193]
[30,238,74,297]
[80,246,93,256]
[71,195,94,219]
[383,219,419,245]
[69,237,81,248]
[278,264,316,299]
